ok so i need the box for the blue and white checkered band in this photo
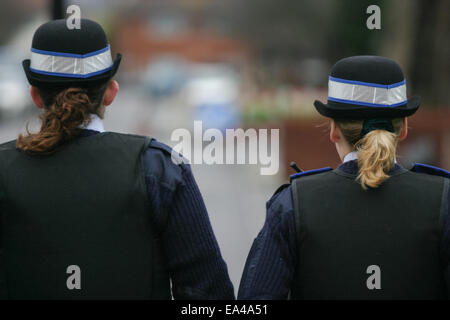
[29,45,113,78]
[328,76,407,108]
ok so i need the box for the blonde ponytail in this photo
[355,129,397,189]
[334,118,403,190]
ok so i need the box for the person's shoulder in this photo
[0,140,19,171]
[0,139,17,151]
[289,166,333,182]
[265,183,294,230]
[147,138,187,165]
[103,131,151,145]
[267,166,334,207]
[267,183,292,208]
[143,138,189,188]
[104,132,185,165]
[0,140,19,161]
[409,163,449,180]
[267,166,334,213]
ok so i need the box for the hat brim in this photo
[22,53,122,88]
[313,95,420,119]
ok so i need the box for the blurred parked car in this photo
[184,63,241,131]
[141,55,188,99]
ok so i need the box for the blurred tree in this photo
[409,0,449,107]
[224,0,387,86]
[380,0,449,107]
[222,0,448,107]
[223,0,336,86]
[324,0,385,61]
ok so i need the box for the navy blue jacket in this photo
[238,160,450,299]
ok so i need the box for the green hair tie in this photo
[360,119,394,139]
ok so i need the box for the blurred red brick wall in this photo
[282,109,450,177]
[113,18,249,71]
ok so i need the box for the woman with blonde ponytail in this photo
[240,56,450,300]
[333,117,406,190]
[0,19,233,300]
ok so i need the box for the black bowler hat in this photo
[22,19,121,88]
[314,56,420,119]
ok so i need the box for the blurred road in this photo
[0,87,283,295]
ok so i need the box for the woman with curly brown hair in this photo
[17,84,110,153]
[0,19,234,300]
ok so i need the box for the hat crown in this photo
[330,56,404,85]
[31,19,108,55]
[312,55,419,119]
[23,19,121,87]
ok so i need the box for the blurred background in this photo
[0,0,449,294]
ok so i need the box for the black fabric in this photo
[411,163,450,179]
[290,168,447,299]
[330,55,404,85]
[31,19,108,54]
[22,19,121,88]
[314,55,420,119]
[314,96,420,120]
[0,132,171,299]
[360,118,394,138]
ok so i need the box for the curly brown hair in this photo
[16,82,108,154]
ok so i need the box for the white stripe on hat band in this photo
[328,77,407,107]
[30,46,113,78]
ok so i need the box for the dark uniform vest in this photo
[290,165,449,299]
[0,132,171,299]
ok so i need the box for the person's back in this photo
[238,56,450,300]
[0,18,234,300]
[0,132,171,299]
[290,162,448,299]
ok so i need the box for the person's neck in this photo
[79,113,105,132]
[343,151,358,163]
[341,150,398,164]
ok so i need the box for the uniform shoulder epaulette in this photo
[290,167,333,182]
[148,138,171,154]
[270,183,290,199]
[410,163,449,179]
[148,139,188,165]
